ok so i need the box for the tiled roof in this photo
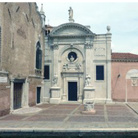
[112,53,138,60]
[45,24,54,28]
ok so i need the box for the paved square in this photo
[0,103,138,131]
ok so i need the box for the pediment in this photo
[50,23,94,37]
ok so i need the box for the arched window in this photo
[36,41,42,69]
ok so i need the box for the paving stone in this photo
[68,116,105,122]
[107,111,134,116]
[51,106,77,110]
[108,116,138,122]
[0,114,27,121]
[36,104,55,109]
[39,109,73,115]
[26,115,67,121]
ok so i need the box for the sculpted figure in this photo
[85,74,91,86]
[68,7,73,20]
[53,74,58,86]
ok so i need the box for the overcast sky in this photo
[37,1,138,54]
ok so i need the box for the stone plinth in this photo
[50,87,60,104]
[81,102,96,114]
[83,86,95,104]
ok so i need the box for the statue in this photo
[68,7,74,22]
[70,55,74,62]
[85,74,91,86]
[52,74,58,86]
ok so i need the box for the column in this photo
[106,33,112,102]
[85,42,92,75]
[62,76,66,101]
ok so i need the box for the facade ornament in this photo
[131,78,138,86]
[94,48,105,56]
[63,64,68,71]
[107,25,111,33]
[52,74,58,86]
[85,74,91,86]
[85,43,92,49]
[51,44,59,50]
[68,7,74,22]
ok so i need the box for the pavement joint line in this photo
[22,104,58,121]
[126,103,138,116]
[104,104,108,123]
[62,104,82,123]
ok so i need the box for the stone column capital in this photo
[51,44,59,50]
[85,42,93,49]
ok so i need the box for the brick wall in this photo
[1,3,44,78]
[111,62,138,101]
[0,3,45,116]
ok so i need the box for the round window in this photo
[68,52,77,62]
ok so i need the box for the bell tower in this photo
[40,4,46,28]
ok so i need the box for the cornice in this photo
[49,34,95,39]
[50,22,95,38]
[112,59,138,62]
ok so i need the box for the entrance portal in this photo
[68,82,77,101]
[37,87,41,104]
[13,83,23,109]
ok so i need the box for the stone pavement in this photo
[0,103,138,132]
[127,102,138,114]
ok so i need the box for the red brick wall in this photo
[111,62,138,102]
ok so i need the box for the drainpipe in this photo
[125,79,127,103]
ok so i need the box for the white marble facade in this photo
[44,22,112,104]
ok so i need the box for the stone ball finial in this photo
[106,25,111,33]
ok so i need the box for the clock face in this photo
[68,52,77,62]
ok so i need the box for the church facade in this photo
[44,20,112,103]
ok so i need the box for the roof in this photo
[112,53,138,59]
[112,53,138,62]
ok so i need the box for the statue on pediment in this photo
[68,7,74,22]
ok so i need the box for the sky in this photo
[36,1,138,54]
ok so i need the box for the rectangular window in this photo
[96,65,104,80]
[44,65,50,79]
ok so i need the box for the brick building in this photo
[111,53,138,102]
[0,3,45,116]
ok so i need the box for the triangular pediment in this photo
[50,23,94,37]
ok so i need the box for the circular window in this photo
[68,52,77,62]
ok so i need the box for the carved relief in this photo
[131,78,138,86]
[94,48,105,56]
[52,74,58,86]
[85,43,92,49]
[62,62,82,71]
